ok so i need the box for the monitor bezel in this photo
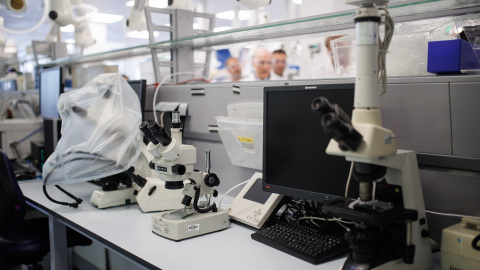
[127,79,147,119]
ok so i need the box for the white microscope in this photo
[311,0,433,269]
[89,168,140,209]
[139,114,229,241]
[133,113,193,212]
[90,107,184,211]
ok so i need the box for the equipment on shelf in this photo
[46,0,96,48]
[139,113,229,240]
[310,1,433,269]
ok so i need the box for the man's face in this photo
[226,58,241,81]
[253,50,272,80]
[273,53,286,76]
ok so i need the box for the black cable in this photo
[55,185,83,204]
[43,185,79,208]
[473,234,480,251]
[192,186,217,213]
[43,153,120,208]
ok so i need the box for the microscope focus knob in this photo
[182,195,192,206]
[172,164,186,175]
[213,190,218,197]
[421,230,430,238]
[149,161,155,170]
[204,173,220,187]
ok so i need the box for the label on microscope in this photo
[157,166,167,172]
[188,224,200,231]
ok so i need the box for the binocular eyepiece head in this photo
[311,97,363,152]
[139,121,172,146]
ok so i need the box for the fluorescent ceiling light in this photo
[126,0,168,8]
[90,13,124,24]
[292,0,302,4]
[65,39,75,44]
[4,46,17,53]
[125,30,160,39]
[60,24,75,32]
[213,26,233,32]
[216,10,251,21]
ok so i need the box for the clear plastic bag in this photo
[42,73,142,185]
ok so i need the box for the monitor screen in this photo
[243,177,272,204]
[0,80,17,91]
[128,79,147,120]
[263,84,356,203]
[39,67,63,120]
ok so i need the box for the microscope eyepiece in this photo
[139,121,159,144]
[321,113,363,151]
[311,97,335,115]
[172,164,186,175]
[147,121,172,146]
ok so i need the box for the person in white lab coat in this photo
[270,49,287,80]
[242,48,273,81]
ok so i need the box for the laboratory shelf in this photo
[39,44,152,67]
[149,0,480,49]
[4,0,480,68]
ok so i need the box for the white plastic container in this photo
[216,116,263,170]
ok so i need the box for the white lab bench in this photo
[19,180,352,270]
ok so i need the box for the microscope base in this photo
[324,199,433,270]
[152,208,229,241]
[90,188,137,209]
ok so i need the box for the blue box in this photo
[427,39,480,74]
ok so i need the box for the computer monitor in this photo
[0,80,17,91]
[263,83,356,203]
[39,66,63,120]
[128,79,147,120]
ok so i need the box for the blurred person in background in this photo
[271,49,287,80]
[225,57,242,82]
[242,48,272,81]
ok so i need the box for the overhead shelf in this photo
[149,0,480,49]
[3,0,480,68]
[39,44,152,67]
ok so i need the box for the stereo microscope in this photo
[139,113,229,241]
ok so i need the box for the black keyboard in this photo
[251,222,350,264]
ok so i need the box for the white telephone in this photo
[228,172,284,229]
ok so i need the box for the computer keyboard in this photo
[251,221,350,264]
